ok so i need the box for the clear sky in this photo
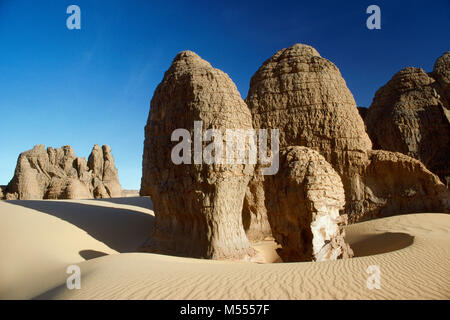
[0,0,449,189]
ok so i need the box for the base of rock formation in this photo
[357,150,450,222]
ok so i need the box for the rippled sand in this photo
[0,197,448,299]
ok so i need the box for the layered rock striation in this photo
[244,44,449,228]
[140,51,258,260]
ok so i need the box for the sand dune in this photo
[0,197,153,299]
[0,197,449,299]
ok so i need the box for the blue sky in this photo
[0,0,449,189]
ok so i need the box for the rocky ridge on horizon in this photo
[2,144,122,200]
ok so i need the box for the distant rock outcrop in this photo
[365,52,450,185]
[3,144,122,200]
[88,144,122,198]
[244,44,449,226]
[121,190,140,197]
[265,147,353,262]
[140,51,259,261]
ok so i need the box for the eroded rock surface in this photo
[244,43,370,226]
[265,147,353,262]
[365,53,450,184]
[140,51,258,261]
[433,52,450,103]
[244,44,449,225]
[361,150,449,220]
[138,45,449,263]
[3,144,122,200]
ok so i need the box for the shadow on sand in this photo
[79,249,109,260]
[350,232,414,257]
[7,199,154,253]
[95,196,153,210]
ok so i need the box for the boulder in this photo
[265,147,353,262]
[140,51,258,260]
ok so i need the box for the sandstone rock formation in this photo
[362,150,449,220]
[3,144,122,200]
[139,45,448,262]
[140,51,258,260]
[244,43,371,227]
[88,144,122,198]
[244,44,449,226]
[365,52,450,185]
[433,52,450,104]
[265,147,353,261]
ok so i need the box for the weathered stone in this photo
[101,145,122,197]
[87,144,104,178]
[360,150,449,221]
[244,43,370,226]
[5,145,51,200]
[140,51,258,261]
[433,52,450,103]
[244,44,449,224]
[265,147,353,262]
[242,174,272,241]
[365,53,450,184]
[4,144,122,200]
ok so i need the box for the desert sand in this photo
[0,197,449,300]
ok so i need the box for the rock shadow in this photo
[350,232,414,257]
[96,196,153,210]
[7,200,154,253]
[79,249,109,260]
